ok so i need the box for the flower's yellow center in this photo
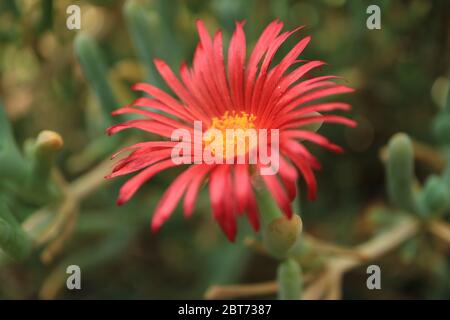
[203,111,257,158]
[209,111,257,131]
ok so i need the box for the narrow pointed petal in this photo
[228,21,246,110]
[117,158,188,206]
[152,165,208,231]
[282,130,344,153]
[278,157,298,201]
[183,165,211,217]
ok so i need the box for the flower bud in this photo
[31,130,63,182]
[263,214,302,259]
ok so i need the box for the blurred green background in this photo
[0,0,449,299]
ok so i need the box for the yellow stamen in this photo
[204,111,257,158]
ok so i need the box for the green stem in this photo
[0,202,31,261]
[386,133,419,215]
[20,131,63,205]
[74,33,119,126]
[277,258,302,300]
[256,188,282,226]
[38,0,53,33]
[123,0,160,85]
[0,103,28,184]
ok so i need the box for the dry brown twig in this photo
[205,274,315,300]
[302,234,369,260]
[302,271,331,300]
[324,270,343,300]
[428,219,450,245]
[205,282,278,300]
[40,207,79,264]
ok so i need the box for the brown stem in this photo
[303,234,369,261]
[69,158,113,200]
[428,220,450,245]
[205,281,278,300]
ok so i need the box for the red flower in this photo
[107,20,355,241]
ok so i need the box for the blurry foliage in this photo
[0,0,449,299]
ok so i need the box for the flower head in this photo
[107,20,355,241]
